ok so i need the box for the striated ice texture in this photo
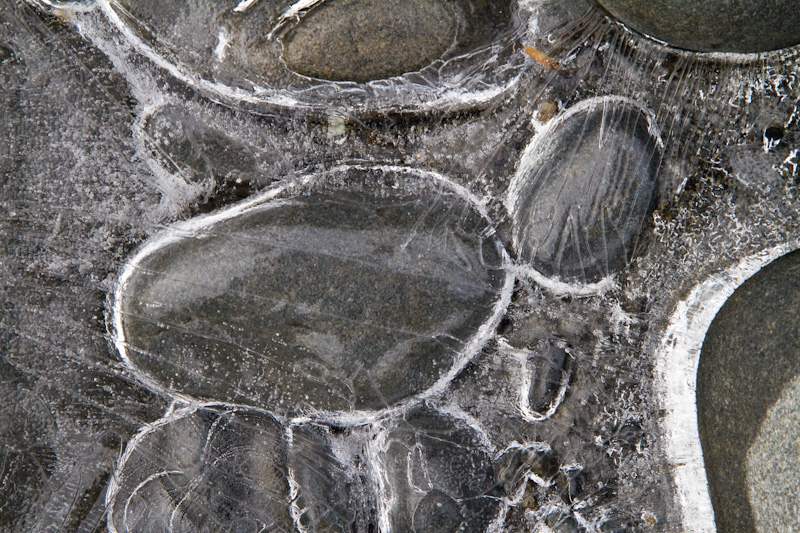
[5,0,800,529]
[107,406,292,533]
[117,166,510,415]
[508,97,662,284]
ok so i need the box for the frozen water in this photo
[3,0,800,530]
[106,405,292,532]
[507,96,662,284]
[115,166,512,417]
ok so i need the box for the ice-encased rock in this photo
[381,405,503,532]
[596,0,800,53]
[291,424,377,531]
[101,0,527,112]
[507,97,661,283]
[107,405,292,533]
[697,249,800,533]
[282,0,515,83]
[116,166,510,415]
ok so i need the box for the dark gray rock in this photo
[697,249,800,533]
[107,406,292,533]
[382,405,503,532]
[595,0,800,53]
[509,97,661,283]
[282,0,515,83]
[118,166,509,415]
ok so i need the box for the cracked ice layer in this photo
[114,165,513,419]
[378,404,504,532]
[506,96,662,286]
[106,405,293,533]
[97,0,528,113]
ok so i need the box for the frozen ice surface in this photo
[106,405,292,532]
[115,166,511,417]
[97,0,530,113]
[507,96,662,284]
[3,0,800,530]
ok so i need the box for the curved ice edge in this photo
[655,242,800,533]
[503,94,663,295]
[111,164,515,426]
[94,0,528,114]
[606,16,800,63]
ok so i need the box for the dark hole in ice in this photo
[107,406,292,533]
[697,249,800,532]
[281,0,516,83]
[764,125,784,142]
[595,0,800,53]
[510,97,661,283]
[528,342,571,415]
[118,166,508,415]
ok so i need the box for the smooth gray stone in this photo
[107,406,292,533]
[697,249,800,533]
[747,373,800,532]
[382,405,502,532]
[510,98,661,283]
[119,167,507,414]
[282,0,515,83]
[595,0,800,53]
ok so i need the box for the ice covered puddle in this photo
[114,165,512,416]
[507,96,662,284]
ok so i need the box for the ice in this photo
[115,166,512,417]
[3,0,800,530]
[507,96,662,285]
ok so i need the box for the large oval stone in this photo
[107,406,292,533]
[282,0,515,83]
[117,166,510,415]
[508,97,661,283]
[595,0,800,53]
[697,249,800,532]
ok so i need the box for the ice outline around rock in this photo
[111,164,515,425]
[504,95,664,297]
[655,241,800,533]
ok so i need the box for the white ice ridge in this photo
[655,242,800,533]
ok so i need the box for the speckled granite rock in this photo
[698,249,800,532]
[596,0,800,53]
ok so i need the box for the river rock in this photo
[117,166,510,415]
[508,97,661,283]
[596,0,800,53]
[697,249,800,532]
